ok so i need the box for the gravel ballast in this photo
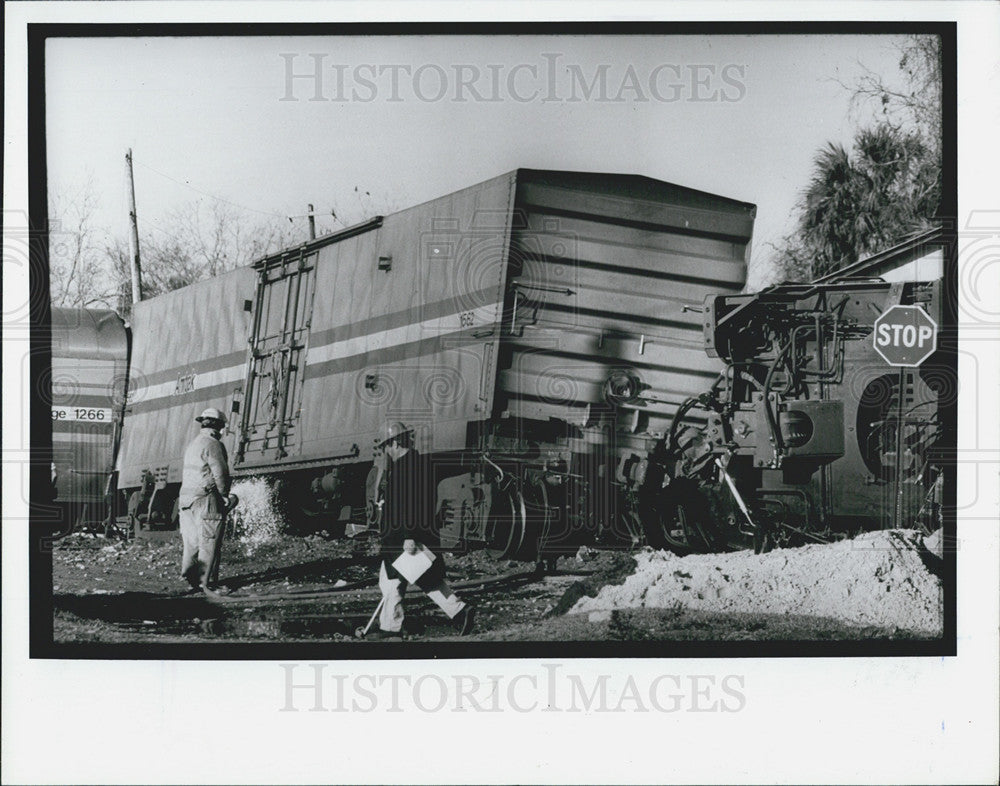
[571,529,943,635]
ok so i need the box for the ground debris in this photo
[52,521,944,643]
[546,551,638,618]
[571,529,943,635]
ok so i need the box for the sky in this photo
[45,33,921,290]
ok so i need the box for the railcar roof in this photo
[515,168,757,215]
[50,306,128,360]
[253,168,758,268]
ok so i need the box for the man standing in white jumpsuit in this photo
[178,407,234,596]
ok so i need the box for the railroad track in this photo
[51,565,598,640]
[168,566,596,606]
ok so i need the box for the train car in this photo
[643,278,947,553]
[115,266,258,528]
[50,307,129,531]
[116,169,754,559]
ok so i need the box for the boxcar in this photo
[50,307,129,530]
[116,266,258,526]
[117,169,754,558]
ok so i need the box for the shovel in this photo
[354,597,386,639]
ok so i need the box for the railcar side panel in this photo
[117,267,257,488]
[50,308,129,507]
[236,173,517,472]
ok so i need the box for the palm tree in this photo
[777,122,939,281]
[770,35,942,284]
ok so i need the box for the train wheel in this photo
[296,494,343,535]
[299,506,348,538]
[271,478,343,537]
[658,500,698,554]
[365,464,384,530]
[645,478,714,554]
[753,525,772,555]
[520,478,552,564]
[485,484,526,559]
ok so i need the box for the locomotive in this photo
[113,169,755,560]
[638,278,947,554]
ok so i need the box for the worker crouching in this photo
[374,421,475,637]
[178,407,237,597]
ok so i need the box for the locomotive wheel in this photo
[519,479,551,564]
[485,484,526,559]
[296,503,348,538]
[652,499,705,554]
[644,478,715,554]
[752,525,773,555]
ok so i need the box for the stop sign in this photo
[872,304,938,366]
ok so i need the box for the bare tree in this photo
[104,198,302,318]
[48,181,118,309]
[106,233,205,318]
[848,35,942,161]
[51,175,396,319]
[165,200,288,277]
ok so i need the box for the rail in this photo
[167,566,598,605]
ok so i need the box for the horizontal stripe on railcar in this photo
[127,300,501,414]
[53,431,116,446]
[133,348,248,388]
[308,290,500,347]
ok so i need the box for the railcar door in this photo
[236,250,317,465]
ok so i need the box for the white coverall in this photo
[177,427,231,590]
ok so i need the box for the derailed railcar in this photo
[117,169,755,559]
[643,278,947,554]
[485,171,752,559]
[50,307,129,530]
[116,267,258,528]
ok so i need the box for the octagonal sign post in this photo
[873,304,938,367]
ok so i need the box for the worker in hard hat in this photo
[178,407,237,597]
[373,420,475,637]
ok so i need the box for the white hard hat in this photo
[195,406,227,426]
[376,420,412,447]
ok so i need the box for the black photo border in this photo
[27,20,958,660]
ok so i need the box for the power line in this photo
[132,157,291,220]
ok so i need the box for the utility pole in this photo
[307,203,316,240]
[125,148,143,305]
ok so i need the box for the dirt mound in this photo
[571,529,943,635]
